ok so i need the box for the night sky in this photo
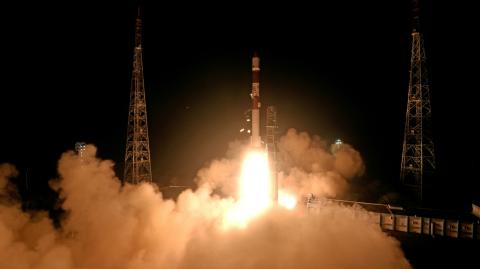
[1,1,478,209]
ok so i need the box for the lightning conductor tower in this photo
[400,0,435,202]
[75,142,86,160]
[266,106,278,203]
[124,9,153,184]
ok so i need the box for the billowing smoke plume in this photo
[197,128,365,199]
[0,145,410,269]
[178,207,410,269]
[278,128,365,198]
[1,163,71,269]
[0,163,18,198]
[195,140,245,196]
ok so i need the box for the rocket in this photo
[251,52,261,148]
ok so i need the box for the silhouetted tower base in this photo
[124,11,153,184]
[400,0,435,202]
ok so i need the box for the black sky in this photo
[1,1,478,208]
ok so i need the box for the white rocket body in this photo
[251,54,261,148]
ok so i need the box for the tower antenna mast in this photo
[124,8,153,184]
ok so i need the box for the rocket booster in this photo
[251,52,261,148]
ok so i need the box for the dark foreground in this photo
[388,231,479,268]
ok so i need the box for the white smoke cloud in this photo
[333,143,366,179]
[278,128,335,173]
[0,144,410,269]
[196,129,365,199]
[194,140,248,197]
[195,157,241,196]
[279,169,348,198]
[0,163,72,269]
[179,207,410,269]
[0,163,18,198]
[278,128,365,198]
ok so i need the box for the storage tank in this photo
[459,222,474,239]
[409,216,422,234]
[395,215,408,232]
[445,220,459,238]
[381,214,394,230]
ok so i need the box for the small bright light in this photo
[240,128,245,133]
[335,138,343,145]
[247,130,251,134]
[278,190,297,210]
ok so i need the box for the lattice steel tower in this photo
[266,106,278,203]
[400,0,435,201]
[124,11,153,184]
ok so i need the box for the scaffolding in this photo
[400,0,435,202]
[266,106,278,203]
[123,10,153,184]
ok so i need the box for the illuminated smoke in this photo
[277,190,297,209]
[196,129,365,201]
[333,143,366,179]
[0,163,72,269]
[0,163,18,199]
[0,145,410,269]
[278,128,365,199]
[195,141,245,196]
[224,150,272,229]
[178,206,410,269]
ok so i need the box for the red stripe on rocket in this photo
[251,52,261,148]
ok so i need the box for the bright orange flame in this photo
[224,150,272,228]
[278,190,297,210]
